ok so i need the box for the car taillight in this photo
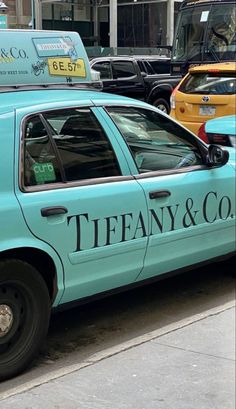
[170,85,179,110]
[198,123,209,143]
[208,133,232,146]
[210,134,227,144]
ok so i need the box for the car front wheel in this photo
[152,98,170,114]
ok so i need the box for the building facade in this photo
[3,0,31,28]
[3,0,182,47]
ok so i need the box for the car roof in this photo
[0,88,150,115]
[189,62,236,73]
[90,55,170,62]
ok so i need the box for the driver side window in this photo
[106,107,203,173]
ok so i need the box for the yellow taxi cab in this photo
[170,62,236,135]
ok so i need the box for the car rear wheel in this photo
[0,259,50,381]
[152,98,170,114]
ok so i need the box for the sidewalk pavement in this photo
[0,305,235,409]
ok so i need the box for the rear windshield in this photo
[179,72,236,95]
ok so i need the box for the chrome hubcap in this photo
[158,105,167,113]
[0,305,14,337]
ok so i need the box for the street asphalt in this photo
[0,301,235,409]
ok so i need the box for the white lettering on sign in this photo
[37,43,66,51]
[36,40,73,55]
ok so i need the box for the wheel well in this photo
[149,89,171,106]
[0,248,57,301]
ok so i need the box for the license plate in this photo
[199,106,216,116]
[48,57,86,77]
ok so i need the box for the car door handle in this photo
[41,206,68,217]
[149,190,171,199]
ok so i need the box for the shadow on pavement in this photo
[0,256,235,393]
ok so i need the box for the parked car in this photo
[170,62,236,134]
[90,55,171,112]
[0,30,235,382]
[198,115,236,146]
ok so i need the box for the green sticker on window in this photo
[32,162,56,184]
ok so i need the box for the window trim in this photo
[22,174,135,193]
[134,164,208,179]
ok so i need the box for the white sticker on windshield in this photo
[200,11,209,22]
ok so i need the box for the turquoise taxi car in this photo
[0,30,235,381]
[198,115,236,147]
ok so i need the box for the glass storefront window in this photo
[117,2,167,47]
[40,0,177,49]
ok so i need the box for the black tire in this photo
[0,259,50,381]
[152,98,170,114]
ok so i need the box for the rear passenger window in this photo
[113,61,136,79]
[23,108,120,188]
[140,61,155,75]
[92,62,113,80]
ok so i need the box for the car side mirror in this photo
[140,71,148,77]
[206,144,229,167]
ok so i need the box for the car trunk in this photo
[175,92,232,123]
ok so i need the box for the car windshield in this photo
[179,73,236,95]
[172,2,236,63]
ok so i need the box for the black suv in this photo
[90,55,171,112]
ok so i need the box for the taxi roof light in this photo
[0,29,100,90]
[207,69,220,73]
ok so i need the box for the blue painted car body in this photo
[1,87,235,302]
[0,29,235,381]
[205,115,236,147]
